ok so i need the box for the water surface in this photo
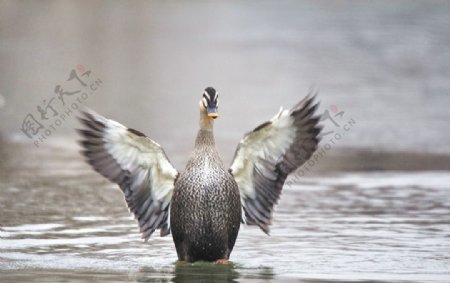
[1,141,449,282]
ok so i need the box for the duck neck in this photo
[196,110,215,148]
[195,129,215,148]
[199,109,214,131]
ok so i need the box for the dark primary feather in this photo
[77,110,173,240]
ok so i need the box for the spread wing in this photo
[229,94,321,234]
[77,110,178,240]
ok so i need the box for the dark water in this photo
[1,0,450,282]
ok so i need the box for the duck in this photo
[77,87,321,263]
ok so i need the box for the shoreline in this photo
[2,135,449,174]
[309,148,450,173]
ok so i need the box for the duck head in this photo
[199,87,219,119]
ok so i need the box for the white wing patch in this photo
[103,119,177,208]
[230,95,321,233]
[78,110,178,240]
[230,108,296,201]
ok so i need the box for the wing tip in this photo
[77,107,94,122]
[77,107,108,128]
[292,92,320,117]
[261,224,271,235]
[160,224,171,237]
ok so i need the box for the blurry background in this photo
[1,1,450,282]
[1,0,450,167]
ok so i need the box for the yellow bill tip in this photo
[208,113,219,119]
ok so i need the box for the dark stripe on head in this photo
[203,86,219,108]
[204,87,217,101]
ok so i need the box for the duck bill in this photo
[207,112,219,119]
[207,107,219,119]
